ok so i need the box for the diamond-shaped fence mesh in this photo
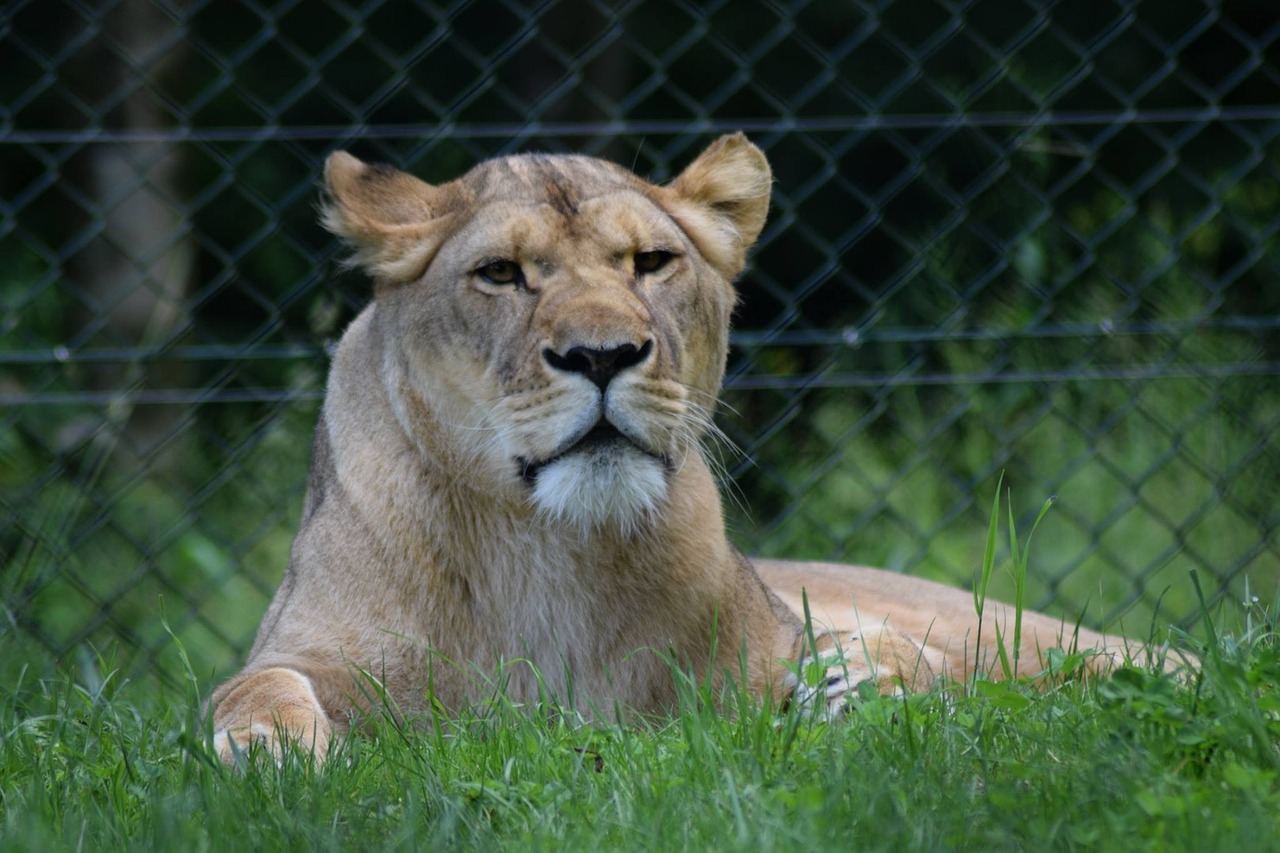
[2,0,1278,692]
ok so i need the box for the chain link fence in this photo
[3,0,1278,692]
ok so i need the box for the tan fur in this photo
[209,135,1177,764]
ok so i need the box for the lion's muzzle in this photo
[542,339,654,391]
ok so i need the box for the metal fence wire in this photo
[2,0,1278,691]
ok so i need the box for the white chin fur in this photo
[530,447,668,533]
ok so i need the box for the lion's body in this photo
[218,305,796,730]
[210,136,1156,761]
[756,560,1127,683]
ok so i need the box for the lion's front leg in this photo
[786,627,935,718]
[210,667,334,765]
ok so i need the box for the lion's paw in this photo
[786,626,933,719]
[786,634,892,719]
[213,718,332,767]
[209,667,334,767]
[213,721,277,765]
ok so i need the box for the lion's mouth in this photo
[517,420,666,486]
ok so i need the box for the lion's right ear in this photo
[321,152,457,284]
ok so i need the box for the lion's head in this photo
[320,134,770,533]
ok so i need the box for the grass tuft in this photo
[2,598,1278,850]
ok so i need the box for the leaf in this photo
[974,680,1031,710]
[1222,762,1275,791]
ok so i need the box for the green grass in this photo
[3,475,1278,850]
[1,599,1278,852]
[1,523,1268,848]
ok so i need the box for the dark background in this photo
[2,0,1277,691]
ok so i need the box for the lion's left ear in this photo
[660,133,772,279]
[321,152,459,286]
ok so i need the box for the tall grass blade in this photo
[973,471,1005,682]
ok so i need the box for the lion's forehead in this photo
[460,153,644,207]
[447,192,683,267]
[430,153,687,266]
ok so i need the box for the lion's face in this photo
[322,136,771,532]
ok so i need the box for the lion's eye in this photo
[477,260,523,286]
[634,250,674,275]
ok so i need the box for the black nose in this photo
[543,340,653,391]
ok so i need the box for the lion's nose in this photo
[543,340,653,391]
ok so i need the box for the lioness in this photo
[210,134,1152,762]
